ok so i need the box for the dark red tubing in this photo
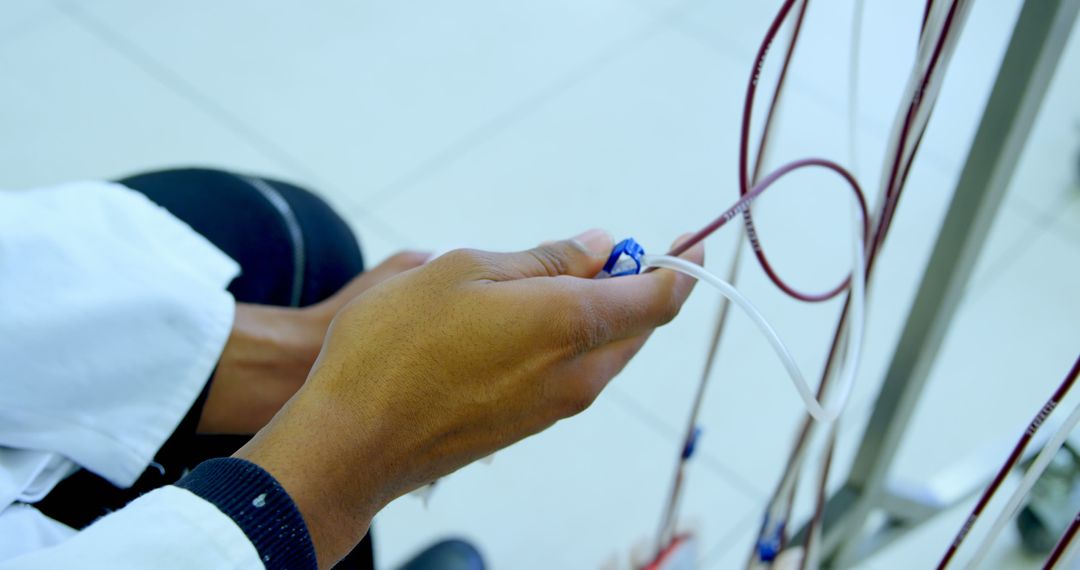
[937,354,1080,568]
[1044,508,1080,569]
[666,157,869,260]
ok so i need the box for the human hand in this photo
[307,250,431,328]
[197,252,429,434]
[235,230,704,567]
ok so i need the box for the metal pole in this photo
[818,0,1080,565]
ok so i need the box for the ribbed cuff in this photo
[175,458,316,570]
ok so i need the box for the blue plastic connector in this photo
[600,238,645,278]
[755,514,785,562]
[681,426,703,460]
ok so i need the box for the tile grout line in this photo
[0,6,60,49]
[350,209,417,250]
[48,0,368,213]
[963,190,1078,307]
[52,0,698,252]
[50,0,419,251]
[698,508,760,569]
[604,386,768,500]
[1014,183,1080,240]
[349,0,708,220]
[1047,202,1080,242]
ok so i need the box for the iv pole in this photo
[791,0,1080,566]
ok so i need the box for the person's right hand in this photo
[236,229,704,568]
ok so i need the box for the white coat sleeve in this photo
[0,181,240,488]
[0,459,317,570]
[0,487,262,569]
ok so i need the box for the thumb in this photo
[491,228,614,280]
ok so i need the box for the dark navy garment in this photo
[176,458,317,570]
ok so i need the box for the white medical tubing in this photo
[965,400,1080,568]
[642,234,865,424]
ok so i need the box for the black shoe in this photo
[397,539,485,570]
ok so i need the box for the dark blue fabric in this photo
[120,168,364,307]
[175,458,316,570]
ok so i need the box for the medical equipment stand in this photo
[790,0,1080,566]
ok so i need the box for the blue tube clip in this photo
[755,514,785,562]
[600,238,645,278]
[681,426,703,460]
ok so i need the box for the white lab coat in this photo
[0,182,264,568]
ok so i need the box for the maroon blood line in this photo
[745,0,966,562]
[658,0,967,564]
[666,158,869,261]
[1044,508,1080,569]
[937,354,1080,568]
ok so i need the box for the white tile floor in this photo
[2,1,1078,568]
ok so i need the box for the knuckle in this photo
[555,295,609,356]
[445,248,482,265]
[528,243,573,276]
[440,248,490,272]
[559,386,596,417]
[527,250,562,276]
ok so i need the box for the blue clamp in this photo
[755,515,785,562]
[681,426,703,460]
[600,238,645,278]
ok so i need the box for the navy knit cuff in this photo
[175,458,316,570]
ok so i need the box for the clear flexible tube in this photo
[847,0,865,180]
[965,400,1080,568]
[746,203,868,564]
[642,227,865,424]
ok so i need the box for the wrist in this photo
[198,304,327,434]
[234,385,387,568]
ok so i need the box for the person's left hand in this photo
[197,251,429,434]
[307,251,432,328]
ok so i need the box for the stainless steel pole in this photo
[814,0,1080,565]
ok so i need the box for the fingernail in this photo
[572,228,614,257]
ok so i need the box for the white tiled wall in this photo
[2,1,1077,568]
